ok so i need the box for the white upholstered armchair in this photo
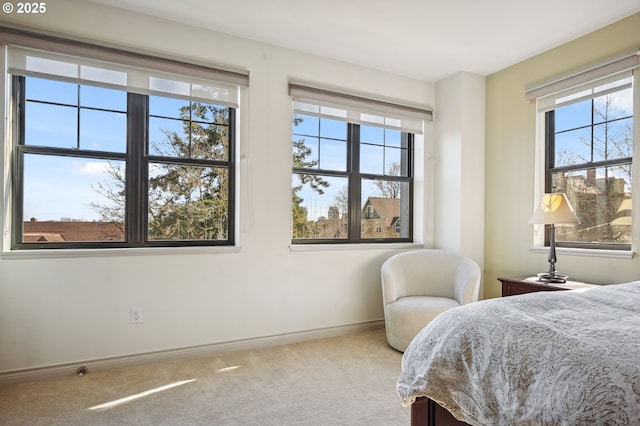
[381,249,481,352]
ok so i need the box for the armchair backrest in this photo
[381,249,481,305]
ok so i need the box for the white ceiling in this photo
[92,0,640,82]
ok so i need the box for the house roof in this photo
[23,220,124,242]
[364,197,400,226]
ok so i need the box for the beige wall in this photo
[484,13,640,298]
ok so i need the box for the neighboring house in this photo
[559,171,632,243]
[303,197,403,239]
[361,197,400,238]
[23,219,124,242]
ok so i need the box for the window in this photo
[529,51,639,251]
[289,83,431,244]
[4,29,247,249]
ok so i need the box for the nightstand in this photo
[498,275,599,297]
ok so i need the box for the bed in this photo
[397,281,640,426]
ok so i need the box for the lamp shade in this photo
[529,193,579,225]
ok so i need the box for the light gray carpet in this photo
[0,328,410,425]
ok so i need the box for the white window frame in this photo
[529,52,640,259]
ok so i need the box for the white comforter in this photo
[397,281,640,426]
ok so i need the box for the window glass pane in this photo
[555,100,591,132]
[293,114,319,137]
[361,125,384,145]
[361,143,384,174]
[148,163,229,241]
[554,127,592,166]
[385,147,404,176]
[552,165,632,245]
[361,126,407,176]
[149,96,190,119]
[149,117,188,156]
[22,154,125,242]
[199,104,229,126]
[292,174,348,239]
[80,109,126,152]
[191,123,229,161]
[185,102,229,125]
[150,98,230,160]
[292,136,320,170]
[25,102,77,148]
[594,86,633,123]
[26,77,77,105]
[319,118,346,139]
[293,115,348,172]
[361,178,410,239]
[593,117,633,162]
[292,116,347,172]
[319,138,346,171]
[80,85,126,111]
[190,104,230,161]
[385,129,402,147]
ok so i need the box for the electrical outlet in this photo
[131,307,142,324]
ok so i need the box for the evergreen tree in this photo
[92,101,230,241]
[291,116,329,238]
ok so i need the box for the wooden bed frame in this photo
[411,397,470,426]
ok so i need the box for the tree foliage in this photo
[291,116,330,238]
[374,162,402,198]
[92,101,230,241]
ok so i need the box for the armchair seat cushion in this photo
[385,296,461,352]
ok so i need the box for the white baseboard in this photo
[0,319,385,386]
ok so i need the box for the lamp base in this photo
[537,272,569,283]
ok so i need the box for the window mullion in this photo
[227,107,236,246]
[11,76,25,248]
[126,93,147,244]
[545,111,554,193]
[402,132,413,239]
[551,157,633,174]
[348,123,360,241]
[75,85,81,150]
[591,98,595,163]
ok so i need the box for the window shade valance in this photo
[535,71,633,113]
[525,50,639,104]
[289,82,432,134]
[1,26,249,107]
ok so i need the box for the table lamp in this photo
[529,192,579,283]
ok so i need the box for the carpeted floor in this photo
[0,328,410,425]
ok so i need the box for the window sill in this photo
[0,245,241,260]
[290,242,424,252]
[530,246,634,259]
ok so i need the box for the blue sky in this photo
[22,77,189,221]
[24,79,125,221]
[554,84,633,167]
